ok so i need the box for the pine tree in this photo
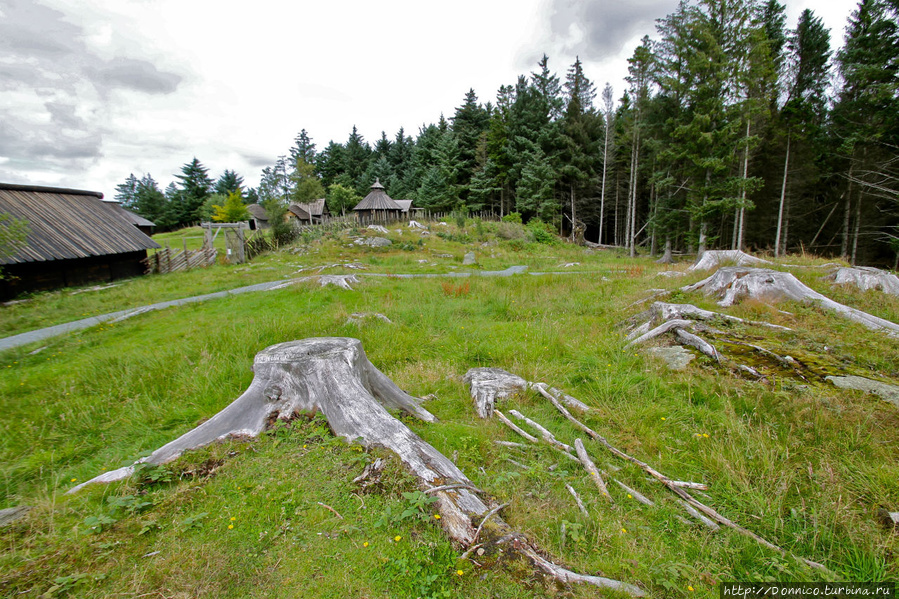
[290,158,325,204]
[774,8,831,256]
[343,126,373,196]
[134,174,168,228]
[451,89,490,204]
[114,174,139,207]
[833,0,899,264]
[289,129,317,165]
[531,54,565,122]
[175,157,213,226]
[214,170,245,197]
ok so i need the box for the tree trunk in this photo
[69,338,644,596]
[736,119,751,251]
[614,178,620,246]
[599,119,610,246]
[628,132,640,258]
[570,183,577,242]
[841,164,855,260]
[851,149,869,265]
[775,133,790,258]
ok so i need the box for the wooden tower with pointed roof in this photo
[352,179,403,223]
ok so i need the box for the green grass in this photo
[1,224,897,597]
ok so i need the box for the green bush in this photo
[501,212,522,224]
[526,219,558,245]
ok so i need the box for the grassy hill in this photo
[1,219,897,597]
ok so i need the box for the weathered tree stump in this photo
[682,267,899,338]
[824,266,899,296]
[689,250,771,271]
[70,338,642,595]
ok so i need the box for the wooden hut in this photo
[246,203,270,230]
[0,183,160,299]
[352,179,403,223]
[286,204,312,225]
[293,198,329,224]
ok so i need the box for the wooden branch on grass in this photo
[538,383,830,572]
[574,439,613,503]
[566,484,589,517]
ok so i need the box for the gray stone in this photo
[826,375,899,409]
[463,252,476,265]
[646,346,696,371]
[354,237,392,247]
[0,506,33,527]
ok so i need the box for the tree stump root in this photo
[68,337,644,596]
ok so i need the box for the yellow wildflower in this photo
[456,570,465,576]
[228,524,234,529]
[230,517,236,521]
[363,542,369,547]
[70,478,77,482]
[688,586,695,592]
[394,535,402,542]
[434,514,441,520]
[621,527,627,533]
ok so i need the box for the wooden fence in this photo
[144,246,217,274]
[319,210,501,227]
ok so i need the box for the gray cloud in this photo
[44,102,86,129]
[0,0,185,94]
[0,0,185,172]
[548,0,678,59]
[242,153,275,169]
[87,57,183,95]
[0,119,103,161]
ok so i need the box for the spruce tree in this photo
[175,157,213,226]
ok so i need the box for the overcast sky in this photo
[1,0,859,197]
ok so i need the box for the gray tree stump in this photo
[69,338,642,595]
[682,267,899,338]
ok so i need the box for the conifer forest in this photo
[116,0,899,267]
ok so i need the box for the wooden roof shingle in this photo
[0,183,161,265]
[293,198,327,217]
[353,179,402,211]
[246,203,270,221]
[288,204,311,220]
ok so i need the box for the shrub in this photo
[501,212,522,224]
[526,219,558,245]
[497,221,527,241]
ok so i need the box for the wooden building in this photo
[286,204,312,224]
[0,183,161,299]
[246,203,270,230]
[104,201,156,236]
[293,198,329,224]
[352,179,403,223]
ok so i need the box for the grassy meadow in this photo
[1,219,897,597]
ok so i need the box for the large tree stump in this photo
[682,267,899,338]
[69,338,642,595]
[688,250,771,271]
[824,266,899,296]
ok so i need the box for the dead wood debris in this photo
[490,378,829,572]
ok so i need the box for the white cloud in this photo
[3,0,859,197]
